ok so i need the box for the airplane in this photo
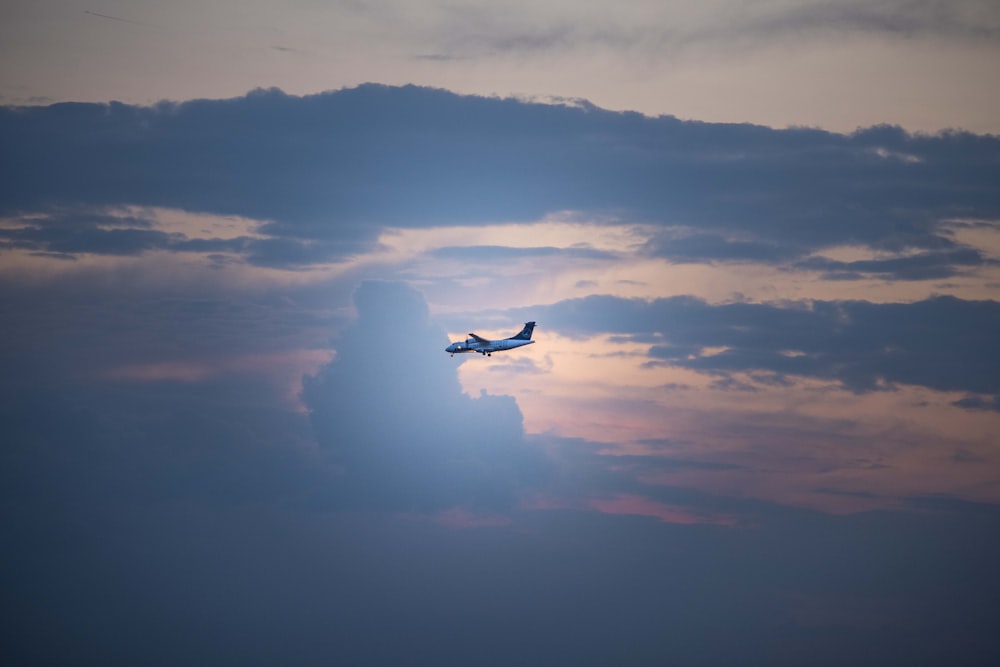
[446,322,536,357]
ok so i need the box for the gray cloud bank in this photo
[2,84,998,271]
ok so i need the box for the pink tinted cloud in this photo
[105,349,333,382]
[588,493,736,526]
[106,359,214,382]
[105,349,334,410]
[524,493,735,526]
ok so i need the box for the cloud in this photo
[430,244,618,262]
[952,394,1000,412]
[351,1,1000,62]
[2,273,999,664]
[302,280,548,511]
[744,0,1000,41]
[643,230,805,264]
[3,85,999,271]
[2,76,999,666]
[795,246,992,281]
[0,209,173,257]
[514,294,1000,394]
[0,207,380,268]
[3,276,549,514]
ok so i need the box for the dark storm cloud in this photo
[3,85,998,266]
[302,281,548,511]
[516,294,1000,394]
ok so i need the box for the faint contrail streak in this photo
[84,10,145,26]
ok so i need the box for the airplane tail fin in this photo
[511,321,535,340]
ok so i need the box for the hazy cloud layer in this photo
[735,0,1000,42]
[345,0,1000,58]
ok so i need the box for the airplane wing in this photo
[468,333,490,343]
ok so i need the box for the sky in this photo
[2,2,1000,666]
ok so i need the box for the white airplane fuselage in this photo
[446,338,534,356]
